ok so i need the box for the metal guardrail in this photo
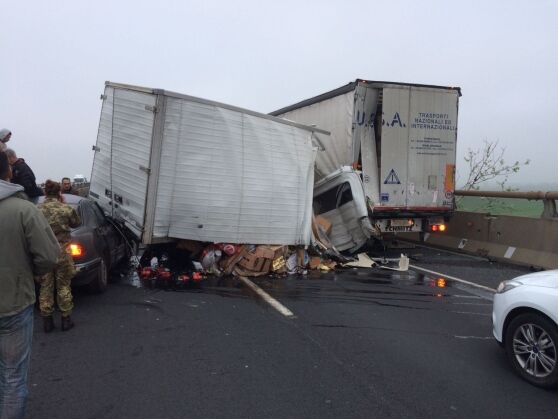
[454,190,558,219]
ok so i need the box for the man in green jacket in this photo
[0,151,59,419]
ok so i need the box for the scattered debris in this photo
[371,254,410,272]
[343,253,376,268]
[133,214,410,290]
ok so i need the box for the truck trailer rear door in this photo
[379,86,458,211]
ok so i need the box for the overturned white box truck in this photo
[88,82,328,246]
[271,79,461,252]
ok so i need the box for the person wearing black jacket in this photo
[5,148,43,203]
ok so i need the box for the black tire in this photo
[504,313,558,388]
[88,258,108,294]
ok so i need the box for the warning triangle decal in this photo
[384,169,401,184]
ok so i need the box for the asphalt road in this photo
[27,249,558,419]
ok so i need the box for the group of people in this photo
[0,128,81,418]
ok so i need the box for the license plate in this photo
[390,219,410,227]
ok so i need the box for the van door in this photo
[89,86,156,239]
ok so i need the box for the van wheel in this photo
[88,258,108,294]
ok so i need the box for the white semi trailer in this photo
[271,79,461,252]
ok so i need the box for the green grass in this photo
[457,196,544,218]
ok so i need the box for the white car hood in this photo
[514,270,558,288]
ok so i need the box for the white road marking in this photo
[238,276,294,318]
[451,311,491,316]
[399,240,487,261]
[409,264,497,293]
[454,335,493,340]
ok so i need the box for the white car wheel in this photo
[505,313,558,388]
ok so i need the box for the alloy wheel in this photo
[513,323,557,378]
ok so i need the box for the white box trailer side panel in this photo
[154,97,244,240]
[158,97,316,245]
[278,91,354,180]
[89,87,156,238]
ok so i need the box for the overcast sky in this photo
[2,0,557,189]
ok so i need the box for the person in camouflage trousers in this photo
[38,180,81,332]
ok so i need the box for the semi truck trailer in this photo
[271,79,461,252]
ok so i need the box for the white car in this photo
[493,270,558,388]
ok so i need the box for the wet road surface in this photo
[27,248,557,419]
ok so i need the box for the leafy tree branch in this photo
[460,140,529,191]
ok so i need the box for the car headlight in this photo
[496,280,522,294]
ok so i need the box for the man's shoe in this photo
[61,316,74,331]
[43,316,55,333]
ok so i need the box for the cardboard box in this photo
[309,256,321,269]
[233,266,269,277]
[254,245,287,260]
[272,256,286,272]
[238,252,267,272]
[220,246,247,274]
[261,259,272,273]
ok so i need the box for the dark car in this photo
[37,194,129,292]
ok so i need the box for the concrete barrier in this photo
[416,211,558,270]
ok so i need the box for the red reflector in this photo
[158,269,173,280]
[140,267,154,280]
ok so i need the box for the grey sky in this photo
[2,0,557,188]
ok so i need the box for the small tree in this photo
[460,140,529,191]
[458,140,530,213]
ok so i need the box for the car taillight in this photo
[431,224,446,232]
[69,243,84,258]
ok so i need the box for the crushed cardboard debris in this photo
[343,253,376,268]
[138,211,409,288]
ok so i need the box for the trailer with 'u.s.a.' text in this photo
[271,79,461,253]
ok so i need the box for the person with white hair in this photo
[0,129,11,152]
